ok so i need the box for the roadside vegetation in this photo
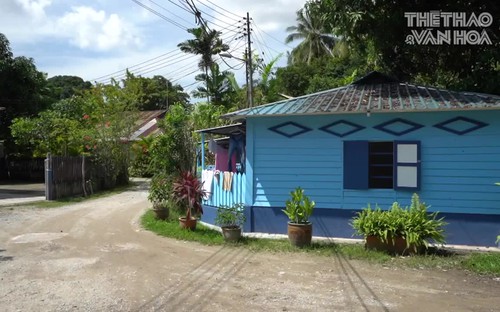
[141,209,500,277]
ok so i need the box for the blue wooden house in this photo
[198,72,500,247]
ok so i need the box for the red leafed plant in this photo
[172,171,206,220]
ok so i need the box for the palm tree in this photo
[285,7,338,64]
[192,63,234,108]
[178,27,229,103]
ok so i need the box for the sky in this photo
[1,0,306,94]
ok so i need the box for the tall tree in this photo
[192,63,234,109]
[177,27,229,103]
[122,73,189,111]
[46,75,92,103]
[314,0,500,94]
[0,33,49,147]
[285,5,338,64]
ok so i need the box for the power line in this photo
[253,21,292,49]
[251,33,271,64]
[149,0,195,26]
[252,22,282,55]
[95,54,199,84]
[92,29,239,83]
[91,49,182,81]
[195,0,241,23]
[202,0,241,19]
[166,0,193,14]
[131,0,188,30]
[93,52,193,83]
[171,68,201,83]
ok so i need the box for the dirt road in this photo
[0,180,499,311]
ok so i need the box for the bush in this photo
[351,194,447,252]
[215,203,246,228]
[282,187,315,224]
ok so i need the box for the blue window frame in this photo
[343,140,420,190]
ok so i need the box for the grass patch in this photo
[142,210,224,245]
[462,252,500,275]
[17,182,138,209]
[141,209,500,276]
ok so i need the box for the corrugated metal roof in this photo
[223,72,500,120]
[130,110,166,141]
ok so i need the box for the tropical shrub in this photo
[352,194,446,252]
[172,171,206,220]
[129,136,154,177]
[282,187,315,224]
[215,203,246,228]
[148,173,172,206]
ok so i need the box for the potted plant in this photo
[215,203,246,242]
[172,171,206,230]
[282,187,315,247]
[352,193,446,255]
[148,173,171,220]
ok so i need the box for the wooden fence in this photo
[45,155,128,200]
[7,158,45,181]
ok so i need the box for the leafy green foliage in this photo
[45,75,92,103]
[178,27,229,73]
[129,136,155,177]
[192,63,235,108]
[122,72,189,110]
[285,5,338,64]
[149,104,194,176]
[0,33,50,145]
[148,173,173,205]
[282,187,315,224]
[215,203,246,228]
[352,194,447,251]
[309,0,499,95]
[142,209,500,276]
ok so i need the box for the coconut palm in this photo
[178,27,229,104]
[285,7,338,64]
[178,27,229,77]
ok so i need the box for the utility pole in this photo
[244,48,250,109]
[245,12,254,108]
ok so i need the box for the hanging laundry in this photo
[201,169,214,199]
[223,171,233,191]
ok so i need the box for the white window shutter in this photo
[394,141,420,190]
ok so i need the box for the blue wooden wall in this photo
[247,110,500,215]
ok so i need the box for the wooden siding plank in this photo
[250,111,500,215]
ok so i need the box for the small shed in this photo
[199,72,500,247]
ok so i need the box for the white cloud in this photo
[15,0,51,20]
[56,6,142,51]
[1,0,307,88]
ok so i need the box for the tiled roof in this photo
[223,72,500,120]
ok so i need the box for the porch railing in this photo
[202,171,246,207]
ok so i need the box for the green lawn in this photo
[141,210,500,276]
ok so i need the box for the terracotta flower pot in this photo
[179,217,197,230]
[365,235,417,255]
[287,222,312,247]
[221,226,242,242]
[153,208,169,220]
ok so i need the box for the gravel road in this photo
[0,180,499,311]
